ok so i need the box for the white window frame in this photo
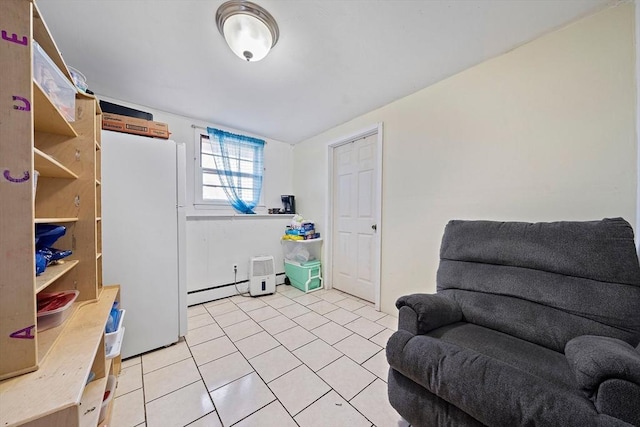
[193,131,265,209]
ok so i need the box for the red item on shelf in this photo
[37,291,76,313]
[36,290,79,331]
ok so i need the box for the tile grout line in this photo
[281,295,390,425]
[139,295,248,425]
[252,294,384,424]
[139,356,150,426]
[246,345,303,385]
[181,331,226,426]
[141,288,394,427]
[192,303,282,426]
[215,339,295,426]
[228,399,285,427]
[145,303,240,424]
[256,360,333,423]
[207,292,354,425]
[199,293,388,368]
[346,377,385,427]
[143,377,202,405]
[140,353,193,375]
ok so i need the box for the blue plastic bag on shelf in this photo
[35,252,47,275]
[35,224,66,249]
[34,224,72,276]
[106,302,120,333]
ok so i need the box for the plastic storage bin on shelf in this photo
[284,260,323,293]
[98,375,117,423]
[36,290,79,331]
[105,309,125,359]
[281,238,322,263]
[33,41,76,122]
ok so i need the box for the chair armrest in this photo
[594,378,640,426]
[395,293,463,335]
[565,335,640,393]
[565,336,640,425]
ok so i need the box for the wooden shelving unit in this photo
[34,147,79,179]
[35,217,79,223]
[35,259,79,293]
[0,1,121,425]
[80,363,111,427]
[0,287,120,427]
[33,82,78,137]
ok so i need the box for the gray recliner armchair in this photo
[386,218,640,426]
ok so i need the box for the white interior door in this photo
[331,133,379,302]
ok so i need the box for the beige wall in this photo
[293,3,637,314]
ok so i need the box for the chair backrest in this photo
[436,218,640,353]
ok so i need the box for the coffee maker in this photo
[281,195,295,214]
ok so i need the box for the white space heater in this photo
[249,256,276,296]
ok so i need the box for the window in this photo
[195,129,265,213]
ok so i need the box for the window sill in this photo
[186,212,293,220]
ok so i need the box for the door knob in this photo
[371,224,377,231]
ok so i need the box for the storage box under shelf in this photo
[105,309,126,359]
[284,260,323,293]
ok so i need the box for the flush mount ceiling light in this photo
[216,0,279,62]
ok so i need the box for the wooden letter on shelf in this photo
[1,29,27,45]
[12,95,31,111]
[9,325,35,340]
[3,169,30,183]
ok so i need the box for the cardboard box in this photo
[285,228,315,236]
[102,112,170,139]
[301,223,315,232]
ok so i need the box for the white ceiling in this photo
[37,0,610,143]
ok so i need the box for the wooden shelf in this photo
[79,359,111,427]
[36,260,79,294]
[2,5,114,425]
[101,398,115,427]
[94,97,102,115]
[281,238,324,244]
[33,82,78,138]
[0,287,119,427]
[37,301,81,364]
[35,217,79,224]
[34,147,78,179]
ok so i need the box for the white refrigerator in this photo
[101,130,187,359]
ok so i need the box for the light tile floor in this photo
[112,285,410,427]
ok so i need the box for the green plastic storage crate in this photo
[284,260,323,293]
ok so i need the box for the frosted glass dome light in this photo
[216,1,279,62]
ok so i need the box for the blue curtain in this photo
[206,127,265,214]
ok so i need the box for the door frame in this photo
[325,123,383,310]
